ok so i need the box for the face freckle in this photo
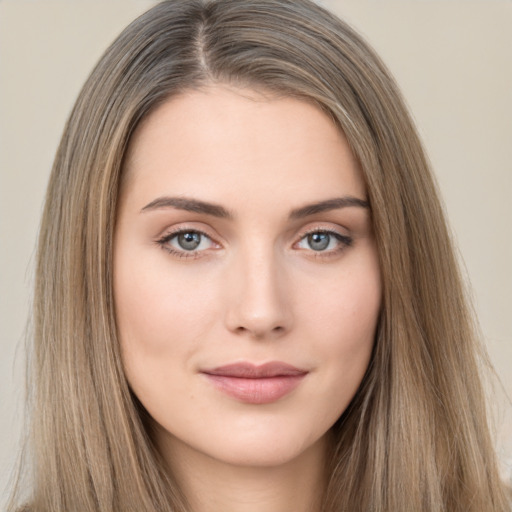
[113,84,381,472]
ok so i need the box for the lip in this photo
[201,362,308,404]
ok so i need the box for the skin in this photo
[114,84,382,512]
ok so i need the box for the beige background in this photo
[1,0,511,504]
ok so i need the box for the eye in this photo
[157,229,217,256]
[295,230,352,253]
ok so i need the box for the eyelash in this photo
[155,227,353,260]
[156,228,216,259]
[295,228,353,259]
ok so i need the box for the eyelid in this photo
[155,224,222,258]
[294,222,351,241]
[292,223,353,256]
[154,221,353,259]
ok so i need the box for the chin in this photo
[186,426,328,469]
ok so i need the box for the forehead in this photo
[121,84,366,211]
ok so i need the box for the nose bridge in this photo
[224,240,292,338]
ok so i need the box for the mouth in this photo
[201,362,308,404]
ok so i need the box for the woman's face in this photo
[114,85,381,469]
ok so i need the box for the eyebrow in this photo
[289,196,369,219]
[141,196,233,218]
[140,195,369,219]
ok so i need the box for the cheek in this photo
[113,257,224,422]
[297,254,381,409]
[300,253,381,347]
[113,255,219,373]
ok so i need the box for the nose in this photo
[223,247,293,340]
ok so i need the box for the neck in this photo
[159,435,328,512]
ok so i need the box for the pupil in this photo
[178,232,201,250]
[308,232,330,251]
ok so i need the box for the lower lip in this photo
[203,374,306,404]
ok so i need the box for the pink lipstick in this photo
[201,362,307,404]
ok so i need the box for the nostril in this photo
[233,324,286,339]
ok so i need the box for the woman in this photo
[8,0,510,511]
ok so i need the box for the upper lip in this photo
[202,362,308,378]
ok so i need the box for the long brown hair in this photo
[9,0,510,510]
